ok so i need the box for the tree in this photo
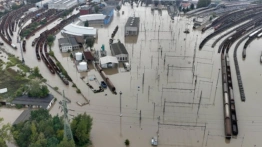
[197,0,211,8]
[47,35,55,50]
[27,80,49,98]
[86,38,95,48]
[116,5,121,11]
[12,109,65,147]
[190,3,194,10]
[57,138,75,147]
[94,6,100,13]
[125,139,130,146]
[84,21,89,27]
[71,113,93,146]
[0,118,12,147]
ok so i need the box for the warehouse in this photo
[125,16,140,36]
[110,40,129,62]
[79,14,106,25]
[58,37,80,52]
[48,0,78,10]
[61,24,97,38]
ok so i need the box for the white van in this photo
[11,44,17,49]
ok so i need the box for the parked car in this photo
[101,81,107,89]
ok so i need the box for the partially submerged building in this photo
[100,56,119,68]
[58,37,80,52]
[110,41,129,62]
[125,16,140,36]
[11,94,55,110]
[79,14,106,25]
[83,50,95,61]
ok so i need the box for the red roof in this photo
[83,51,94,61]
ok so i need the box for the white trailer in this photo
[11,44,17,49]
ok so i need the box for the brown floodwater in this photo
[2,4,262,147]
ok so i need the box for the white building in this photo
[125,16,140,36]
[58,37,80,52]
[110,41,129,62]
[79,14,106,25]
[35,0,53,8]
[61,24,97,38]
[48,0,78,10]
[100,56,119,68]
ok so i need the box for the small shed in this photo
[125,16,140,36]
[110,41,129,62]
[100,56,119,68]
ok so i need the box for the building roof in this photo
[100,56,119,64]
[58,37,79,47]
[62,24,97,36]
[110,41,128,55]
[75,36,85,44]
[13,109,31,125]
[125,17,140,28]
[12,94,54,109]
[79,14,106,21]
[101,6,114,16]
[80,5,92,10]
[83,50,94,60]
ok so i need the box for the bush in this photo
[125,139,130,146]
[54,87,59,91]
[76,89,81,93]
[72,83,76,87]
[15,104,23,109]
[54,98,57,102]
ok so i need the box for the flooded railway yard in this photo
[2,3,262,147]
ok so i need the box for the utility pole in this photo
[136,86,140,110]
[61,90,74,142]
[120,91,122,117]
[157,116,160,135]
[140,110,141,120]
[163,99,166,113]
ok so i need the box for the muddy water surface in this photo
[1,4,262,147]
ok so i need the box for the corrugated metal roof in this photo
[62,24,97,36]
[79,14,106,21]
[111,41,128,55]
[100,56,119,64]
[0,88,7,94]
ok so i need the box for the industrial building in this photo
[58,37,80,52]
[48,0,78,10]
[79,14,106,25]
[110,41,129,62]
[61,24,97,38]
[125,16,140,36]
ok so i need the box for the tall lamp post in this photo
[120,91,122,117]
[136,86,140,110]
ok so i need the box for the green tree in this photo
[57,138,75,147]
[116,5,121,11]
[12,109,65,147]
[27,80,49,98]
[190,3,194,10]
[197,0,211,8]
[125,139,130,146]
[71,113,93,146]
[47,35,55,50]
[84,21,89,27]
[0,118,12,147]
[86,38,95,48]
[94,6,99,13]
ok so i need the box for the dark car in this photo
[101,81,107,89]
